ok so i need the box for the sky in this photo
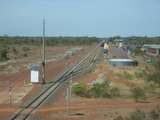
[0,0,160,37]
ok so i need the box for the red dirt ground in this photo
[0,46,91,119]
[0,47,159,120]
[22,47,89,102]
[31,62,160,120]
[36,99,160,113]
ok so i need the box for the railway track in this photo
[10,41,103,120]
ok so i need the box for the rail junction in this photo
[10,41,103,120]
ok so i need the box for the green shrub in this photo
[113,116,124,120]
[130,109,146,120]
[88,81,110,98]
[135,70,146,79]
[123,71,134,80]
[22,46,30,52]
[132,47,144,56]
[131,87,146,102]
[72,81,121,98]
[154,61,160,71]
[88,83,109,97]
[145,61,160,86]
[146,73,160,87]
[72,82,87,97]
[117,71,134,80]
[87,81,120,98]
[23,53,28,57]
[0,48,9,61]
[114,107,160,120]
[149,106,160,120]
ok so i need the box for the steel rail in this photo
[10,41,104,120]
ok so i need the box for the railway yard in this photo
[1,0,160,120]
[0,42,160,120]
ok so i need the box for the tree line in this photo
[0,36,99,62]
[108,36,160,46]
[0,36,99,46]
[124,36,160,46]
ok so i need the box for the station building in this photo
[142,44,160,57]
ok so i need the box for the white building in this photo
[142,44,160,57]
[114,39,124,48]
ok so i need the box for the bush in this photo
[154,61,160,71]
[123,71,134,80]
[73,80,121,98]
[134,70,146,79]
[114,116,124,120]
[72,82,87,97]
[117,71,134,80]
[132,47,144,56]
[12,47,18,54]
[145,61,160,87]
[130,109,146,120]
[110,87,120,98]
[87,81,121,98]
[0,48,9,61]
[146,73,160,87]
[131,87,146,102]
[114,107,160,120]
[22,46,30,52]
[88,81,110,98]
[150,106,160,120]
[23,53,28,57]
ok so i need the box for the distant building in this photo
[104,43,109,49]
[114,39,124,42]
[114,39,124,48]
[103,42,109,54]
[142,44,160,57]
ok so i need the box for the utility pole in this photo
[65,84,69,113]
[42,19,46,84]
[69,74,72,101]
[9,81,12,105]
[65,74,72,113]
